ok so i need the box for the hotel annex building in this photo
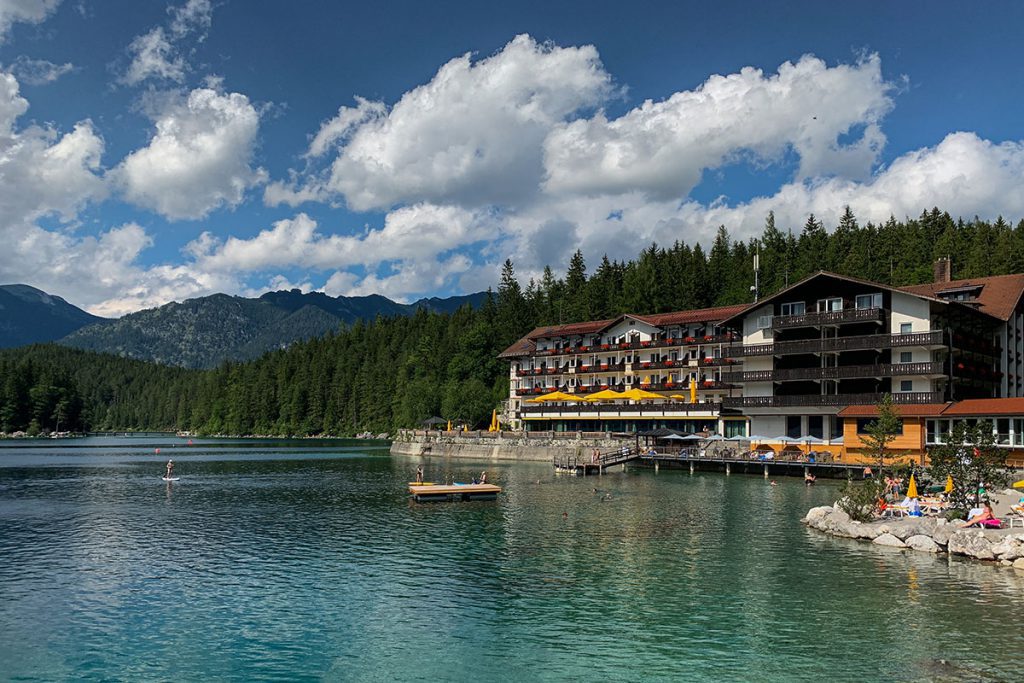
[499,264,1024,457]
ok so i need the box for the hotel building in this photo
[499,263,1024,458]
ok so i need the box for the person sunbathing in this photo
[960,503,996,528]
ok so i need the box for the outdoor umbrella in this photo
[527,391,583,403]
[945,475,954,494]
[585,388,627,401]
[422,416,446,427]
[689,377,697,404]
[669,394,689,401]
[703,434,725,442]
[661,433,702,441]
[907,473,919,499]
[621,387,664,401]
[1013,479,1024,489]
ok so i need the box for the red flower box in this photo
[703,358,713,364]
[665,360,674,367]
[703,381,714,387]
[533,387,543,393]
[579,346,589,352]
[600,364,609,370]
[641,362,651,368]
[601,344,610,350]
[641,341,651,347]
[704,335,714,341]
[619,343,629,349]
[684,336,695,343]
[666,338,675,344]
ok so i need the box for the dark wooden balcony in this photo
[725,330,946,357]
[575,362,628,374]
[533,332,740,357]
[721,361,947,383]
[722,391,944,409]
[772,307,884,329]
[630,360,689,372]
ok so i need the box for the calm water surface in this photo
[1,437,1021,682]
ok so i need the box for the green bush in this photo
[838,479,885,522]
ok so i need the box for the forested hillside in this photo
[3,208,1022,436]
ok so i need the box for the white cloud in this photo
[9,55,74,84]
[543,54,892,199]
[322,254,474,302]
[0,0,60,42]
[114,86,265,220]
[311,34,614,211]
[120,0,213,86]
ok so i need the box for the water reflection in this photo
[0,441,1021,681]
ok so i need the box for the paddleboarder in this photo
[165,459,175,480]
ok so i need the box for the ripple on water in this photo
[0,447,1022,681]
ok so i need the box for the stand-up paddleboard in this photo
[162,476,180,482]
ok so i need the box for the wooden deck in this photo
[408,483,502,502]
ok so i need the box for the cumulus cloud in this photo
[113,86,265,220]
[120,0,213,86]
[543,54,892,198]
[0,0,60,42]
[9,55,74,84]
[299,34,614,211]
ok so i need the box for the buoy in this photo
[155,448,160,454]
[187,439,193,446]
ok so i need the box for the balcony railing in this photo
[772,307,884,329]
[520,402,722,415]
[726,330,946,357]
[722,391,944,408]
[721,361,947,383]
[534,332,740,357]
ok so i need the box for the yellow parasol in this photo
[944,475,954,494]
[689,376,697,404]
[907,473,918,499]
[669,394,688,401]
[621,387,664,401]
[462,423,468,433]
[584,388,627,401]
[1012,479,1024,489]
[488,409,497,432]
[447,420,452,431]
[640,375,651,386]
[527,390,584,403]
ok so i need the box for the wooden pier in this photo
[408,483,502,502]
[554,446,875,479]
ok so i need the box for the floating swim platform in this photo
[407,482,437,486]
[408,483,501,502]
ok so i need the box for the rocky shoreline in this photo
[803,505,1024,570]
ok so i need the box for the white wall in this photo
[890,292,931,333]
[741,304,775,343]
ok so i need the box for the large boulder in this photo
[931,521,953,547]
[873,533,907,548]
[988,533,1024,561]
[888,517,940,541]
[1014,558,1024,571]
[905,535,941,553]
[803,506,833,527]
[947,530,995,560]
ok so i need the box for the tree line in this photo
[2,207,1022,437]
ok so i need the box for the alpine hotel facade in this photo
[499,261,1024,463]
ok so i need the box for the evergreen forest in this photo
[2,207,1022,437]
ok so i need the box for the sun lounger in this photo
[1006,513,1024,529]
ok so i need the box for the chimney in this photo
[933,257,952,283]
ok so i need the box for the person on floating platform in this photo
[416,466,424,484]
[479,471,487,484]
[165,459,174,479]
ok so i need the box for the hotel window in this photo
[1014,419,1024,446]
[724,421,747,438]
[900,352,912,363]
[900,380,913,392]
[808,415,823,439]
[855,293,883,310]
[779,301,806,316]
[757,315,772,329]
[997,418,1010,445]
[786,416,801,439]
[817,298,842,312]
[858,418,904,435]
[900,323,912,334]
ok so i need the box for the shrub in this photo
[838,479,885,522]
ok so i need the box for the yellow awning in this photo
[584,388,627,401]
[621,387,665,401]
[527,391,584,403]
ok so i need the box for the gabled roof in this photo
[633,304,749,328]
[899,274,1024,322]
[497,337,536,359]
[836,403,951,417]
[941,397,1024,416]
[520,319,615,341]
[718,270,995,327]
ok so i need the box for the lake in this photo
[0,437,1021,681]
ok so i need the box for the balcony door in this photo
[817,297,842,312]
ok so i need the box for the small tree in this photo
[927,421,1010,513]
[862,393,902,477]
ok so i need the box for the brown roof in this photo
[497,337,536,359]
[634,304,749,327]
[899,274,1024,322]
[837,403,951,417]
[522,319,615,341]
[941,397,1024,416]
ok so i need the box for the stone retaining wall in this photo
[803,505,1024,571]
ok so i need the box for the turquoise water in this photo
[1,437,1021,682]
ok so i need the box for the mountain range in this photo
[0,285,487,368]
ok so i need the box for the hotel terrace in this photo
[499,262,1024,462]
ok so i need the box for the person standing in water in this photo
[165,459,175,479]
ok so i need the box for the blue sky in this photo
[1,0,1023,315]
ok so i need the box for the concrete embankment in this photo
[803,504,1024,570]
[390,431,627,462]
